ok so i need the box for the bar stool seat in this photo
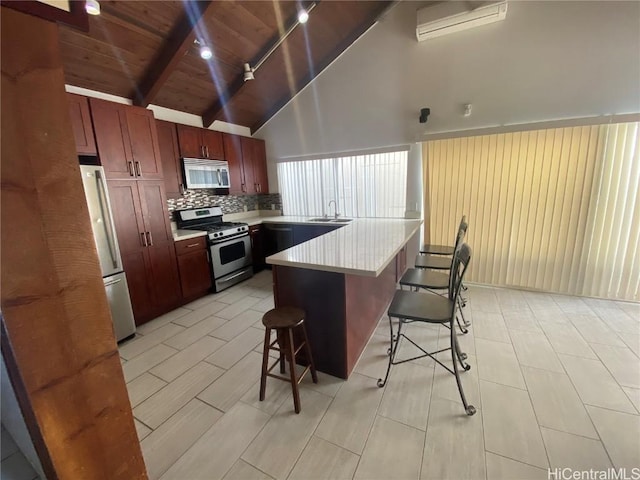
[259,306,318,414]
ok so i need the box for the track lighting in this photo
[297,8,309,24]
[243,63,255,82]
[85,0,100,15]
[199,44,213,60]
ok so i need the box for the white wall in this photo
[256,0,640,190]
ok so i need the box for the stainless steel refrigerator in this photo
[80,165,136,342]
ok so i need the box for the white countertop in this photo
[173,229,208,241]
[265,218,422,277]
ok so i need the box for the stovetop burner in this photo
[176,207,249,243]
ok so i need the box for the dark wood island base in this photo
[272,251,404,379]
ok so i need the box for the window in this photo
[277,149,408,218]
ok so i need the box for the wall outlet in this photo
[243,205,248,212]
[254,203,259,210]
[271,204,276,210]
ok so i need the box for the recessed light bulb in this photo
[199,45,213,60]
[297,9,309,24]
[85,0,100,15]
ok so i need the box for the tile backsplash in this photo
[167,190,281,218]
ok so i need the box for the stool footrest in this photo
[265,364,312,385]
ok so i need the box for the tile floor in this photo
[0,427,40,480]
[118,270,640,480]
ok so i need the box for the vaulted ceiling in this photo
[58,0,393,132]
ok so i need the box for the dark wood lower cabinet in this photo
[249,225,265,272]
[175,237,212,302]
[147,242,182,314]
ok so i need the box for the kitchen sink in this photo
[307,217,353,223]
[308,218,334,222]
[331,218,352,223]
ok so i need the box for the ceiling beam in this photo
[132,1,214,107]
[249,1,392,134]
[201,1,316,128]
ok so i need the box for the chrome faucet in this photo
[327,200,339,219]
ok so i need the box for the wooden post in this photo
[1,7,147,479]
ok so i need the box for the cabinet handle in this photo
[134,161,141,177]
[141,232,147,247]
[146,231,153,246]
[185,243,199,248]
[128,161,134,176]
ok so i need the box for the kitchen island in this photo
[266,218,421,379]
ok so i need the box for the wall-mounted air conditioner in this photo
[416,1,508,42]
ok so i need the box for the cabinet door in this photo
[121,250,155,324]
[176,124,202,158]
[249,225,265,272]
[250,138,269,194]
[137,180,174,247]
[223,133,245,194]
[240,137,257,193]
[90,98,135,179]
[67,93,96,155]
[156,120,182,198]
[107,180,146,256]
[202,129,224,160]
[126,107,163,179]
[177,250,212,299]
[147,242,182,314]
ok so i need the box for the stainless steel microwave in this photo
[182,158,230,189]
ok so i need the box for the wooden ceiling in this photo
[59,0,392,132]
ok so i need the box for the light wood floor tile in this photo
[216,296,262,320]
[421,398,485,480]
[163,315,228,350]
[315,372,384,454]
[127,373,167,408]
[522,366,598,439]
[299,370,346,398]
[485,452,548,480]
[206,326,263,369]
[475,338,526,389]
[472,311,511,343]
[160,403,270,480]
[558,354,636,414]
[353,333,394,380]
[480,380,548,468]
[541,427,611,470]
[223,460,273,480]
[210,308,263,341]
[197,352,262,412]
[123,344,178,383]
[134,419,152,441]
[136,308,191,335]
[0,428,18,461]
[241,389,332,479]
[501,308,542,334]
[240,376,291,415]
[172,301,228,328]
[437,325,476,357]
[181,293,220,311]
[134,362,224,429]
[288,436,359,480]
[622,387,640,413]
[495,288,526,306]
[378,361,433,431]
[620,332,640,357]
[250,295,275,314]
[215,286,256,305]
[552,295,594,315]
[1,452,37,480]
[509,330,564,373]
[570,314,626,347]
[540,322,597,359]
[431,353,480,409]
[586,405,640,469]
[590,343,640,389]
[400,324,441,370]
[592,306,639,334]
[150,336,225,382]
[355,416,423,480]
[141,399,223,480]
[119,323,185,360]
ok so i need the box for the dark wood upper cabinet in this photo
[222,133,269,194]
[176,124,224,160]
[156,120,182,198]
[89,97,163,180]
[66,93,96,155]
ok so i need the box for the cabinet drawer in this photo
[175,236,207,255]
[249,224,261,234]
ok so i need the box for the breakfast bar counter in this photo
[266,218,421,378]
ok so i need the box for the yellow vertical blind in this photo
[424,122,639,301]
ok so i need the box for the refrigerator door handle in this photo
[95,170,119,269]
[104,278,122,287]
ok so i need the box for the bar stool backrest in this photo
[449,243,472,302]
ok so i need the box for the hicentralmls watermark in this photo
[548,468,640,480]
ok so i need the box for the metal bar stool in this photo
[259,306,318,414]
[415,218,468,270]
[419,215,466,255]
[379,243,476,416]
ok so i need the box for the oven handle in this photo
[218,269,251,283]
[210,234,249,247]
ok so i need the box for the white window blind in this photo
[424,122,639,301]
[278,150,408,218]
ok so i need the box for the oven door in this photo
[210,235,252,279]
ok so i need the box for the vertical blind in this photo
[278,150,408,218]
[424,122,639,301]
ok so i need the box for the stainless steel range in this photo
[176,206,253,292]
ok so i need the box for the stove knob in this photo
[237,227,241,232]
